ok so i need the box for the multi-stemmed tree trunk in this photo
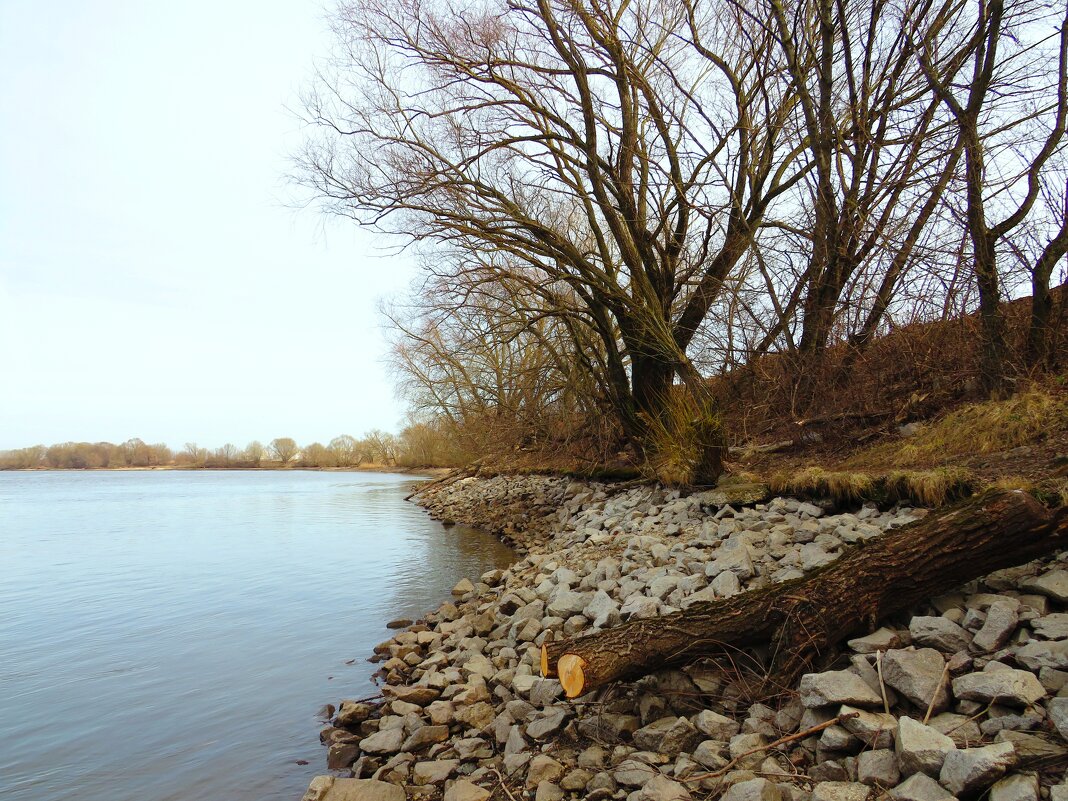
[916,0,1068,395]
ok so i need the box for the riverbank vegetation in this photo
[296,0,1068,486]
[0,429,438,471]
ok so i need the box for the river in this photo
[0,470,513,801]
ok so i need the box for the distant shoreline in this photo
[1,465,453,477]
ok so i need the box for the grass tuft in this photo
[644,388,726,486]
[769,467,876,505]
[885,467,979,507]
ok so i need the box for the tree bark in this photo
[542,489,1068,698]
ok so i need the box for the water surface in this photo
[0,470,513,801]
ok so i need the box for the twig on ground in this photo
[876,650,890,715]
[924,663,951,724]
[684,712,859,781]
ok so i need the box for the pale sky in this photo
[0,0,417,451]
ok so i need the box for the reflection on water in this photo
[0,470,513,801]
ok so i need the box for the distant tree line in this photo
[0,427,458,470]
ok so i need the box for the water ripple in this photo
[0,470,513,801]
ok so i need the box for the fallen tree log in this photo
[542,489,1068,698]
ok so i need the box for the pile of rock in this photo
[304,476,1068,801]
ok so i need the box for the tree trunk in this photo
[629,348,726,486]
[542,490,1068,698]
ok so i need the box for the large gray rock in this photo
[939,743,1016,796]
[721,778,783,801]
[327,742,360,770]
[708,543,756,580]
[800,544,837,571]
[711,570,742,597]
[840,706,897,749]
[896,716,956,778]
[928,713,982,747]
[526,755,565,789]
[696,483,770,507]
[637,774,692,801]
[971,601,1019,653]
[577,712,640,742]
[527,708,568,740]
[1015,640,1068,670]
[547,589,590,618]
[1020,570,1068,603]
[386,685,440,706]
[612,758,659,787]
[989,773,1039,801]
[888,773,956,801]
[692,739,730,770]
[535,782,564,801]
[633,716,702,754]
[620,594,661,620]
[358,727,406,755]
[848,628,905,654]
[1048,697,1068,741]
[882,649,951,713]
[799,671,883,708]
[454,701,496,730]
[1031,613,1068,640]
[811,781,872,801]
[529,679,564,707]
[413,760,460,785]
[909,617,972,655]
[951,670,1046,707]
[402,724,451,752]
[335,701,375,728]
[302,777,406,801]
[857,749,901,787]
[693,710,740,739]
[444,780,492,801]
[584,591,621,628]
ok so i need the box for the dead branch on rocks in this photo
[542,489,1068,698]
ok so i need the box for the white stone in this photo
[882,649,951,713]
[909,617,972,654]
[989,773,1039,801]
[799,671,883,708]
[811,781,872,801]
[972,600,1019,653]
[1020,570,1068,603]
[888,773,955,801]
[951,670,1046,707]
[721,778,783,801]
[939,743,1016,797]
[896,716,957,778]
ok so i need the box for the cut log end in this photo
[558,654,587,698]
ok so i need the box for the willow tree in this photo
[914,0,1068,392]
[296,0,806,482]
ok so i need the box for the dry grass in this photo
[644,388,726,486]
[768,467,876,505]
[847,389,1065,469]
[767,465,979,507]
[885,467,979,507]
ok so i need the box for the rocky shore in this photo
[303,474,1068,801]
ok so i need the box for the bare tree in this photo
[270,437,299,466]
[329,434,360,467]
[297,0,809,482]
[914,0,1068,391]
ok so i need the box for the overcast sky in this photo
[0,0,418,451]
